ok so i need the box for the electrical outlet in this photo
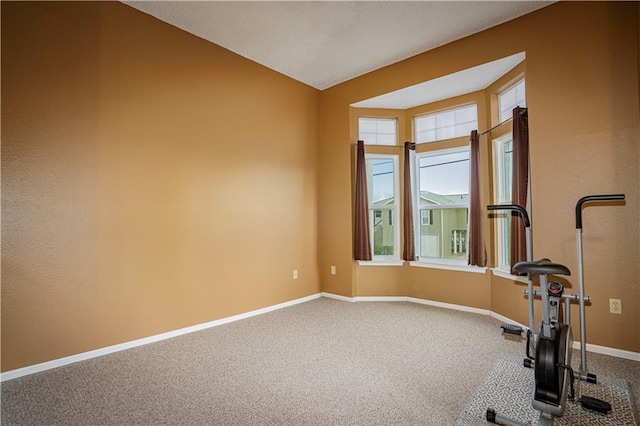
[609,298,622,314]
[330,266,336,275]
[293,270,298,280]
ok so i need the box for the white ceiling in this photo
[123,1,552,93]
[352,51,525,109]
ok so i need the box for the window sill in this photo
[491,268,528,283]
[357,260,404,267]
[409,261,487,274]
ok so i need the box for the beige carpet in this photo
[2,298,639,425]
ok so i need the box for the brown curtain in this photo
[402,142,416,261]
[354,140,372,260]
[468,130,486,267]
[510,107,529,274]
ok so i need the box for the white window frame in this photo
[414,104,478,144]
[493,134,513,273]
[420,209,433,226]
[358,117,398,146]
[365,154,400,262]
[412,146,470,267]
[498,79,526,122]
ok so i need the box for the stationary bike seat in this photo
[514,259,571,276]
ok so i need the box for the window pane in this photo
[437,110,456,127]
[499,140,513,203]
[376,119,396,134]
[437,124,456,141]
[377,133,396,146]
[419,150,470,203]
[456,120,476,136]
[515,80,526,108]
[420,209,432,225]
[416,129,436,144]
[372,209,395,256]
[359,132,377,145]
[366,155,398,259]
[414,105,477,144]
[494,136,513,269]
[500,90,516,115]
[499,79,526,122]
[359,117,397,146]
[416,115,436,132]
[416,148,470,262]
[456,106,476,123]
[367,158,395,205]
[499,215,511,267]
[418,208,468,260]
[359,118,377,134]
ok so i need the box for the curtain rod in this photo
[480,107,527,136]
[481,116,513,136]
[353,140,413,148]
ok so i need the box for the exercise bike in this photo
[485,194,624,425]
[487,259,574,426]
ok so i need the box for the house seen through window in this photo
[415,148,470,262]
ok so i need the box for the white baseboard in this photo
[355,296,408,302]
[579,342,640,362]
[486,312,639,362]
[489,311,528,328]
[322,293,490,316]
[0,293,322,382]
[3,291,638,382]
[407,297,490,316]
[320,292,356,302]
[322,293,409,303]
[324,292,640,362]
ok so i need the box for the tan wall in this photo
[318,2,639,351]
[408,268,491,310]
[2,1,639,374]
[1,2,320,371]
[356,266,409,297]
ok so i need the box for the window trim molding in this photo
[409,261,487,274]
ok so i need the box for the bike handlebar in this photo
[575,194,625,229]
[487,204,530,228]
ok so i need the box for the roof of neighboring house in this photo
[371,191,469,207]
[420,191,469,205]
[372,197,395,206]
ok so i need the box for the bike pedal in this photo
[581,396,611,414]
[500,324,523,335]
